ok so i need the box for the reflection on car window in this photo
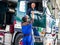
[19,1,26,12]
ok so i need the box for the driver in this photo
[26,2,36,18]
[26,2,40,36]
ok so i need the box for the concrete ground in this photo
[57,39,60,45]
[0,40,60,45]
[57,43,60,45]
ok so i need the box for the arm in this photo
[30,11,34,23]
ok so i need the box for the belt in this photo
[24,34,31,36]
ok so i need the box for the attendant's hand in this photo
[31,11,34,15]
[31,11,34,19]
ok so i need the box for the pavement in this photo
[57,39,60,45]
[0,40,60,45]
[57,43,60,45]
